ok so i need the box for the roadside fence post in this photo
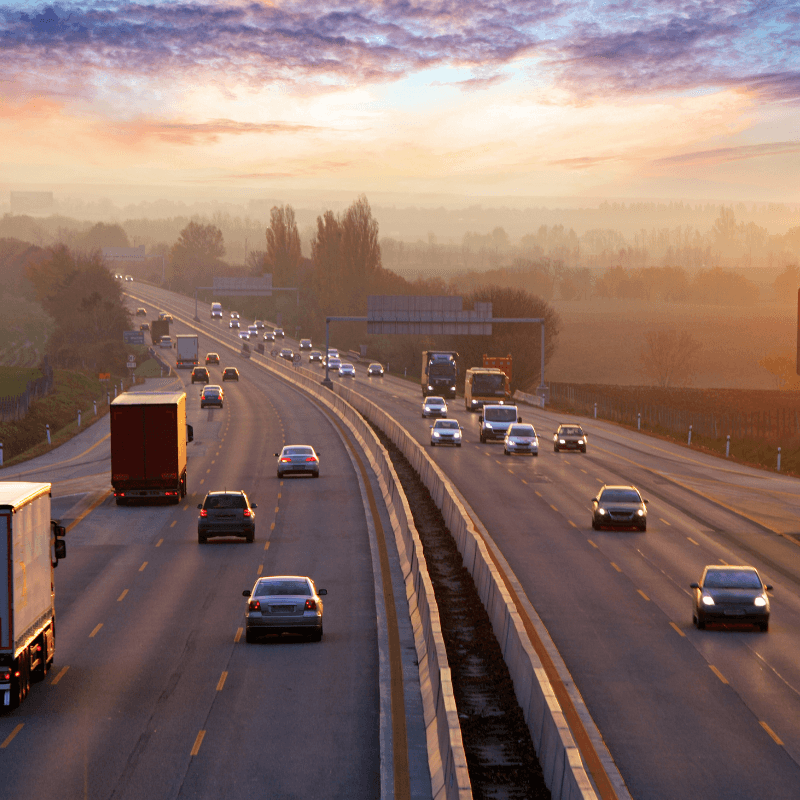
[107,391,110,405]
[114,386,118,398]
[46,424,51,446]
[93,400,97,416]
[0,443,3,467]
[688,424,692,446]
[726,434,730,458]
[404,367,407,376]
[594,402,597,419]
[637,412,641,430]
[78,409,81,428]
[778,447,782,472]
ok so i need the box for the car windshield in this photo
[284,447,313,456]
[509,426,534,436]
[473,374,506,394]
[560,427,584,436]
[427,399,445,406]
[436,420,459,429]
[256,579,312,597]
[704,569,762,589]
[485,407,516,422]
[205,494,246,509]
[600,489,641,503]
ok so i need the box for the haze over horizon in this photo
[2,1,799,207]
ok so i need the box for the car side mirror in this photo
[478,416,483,422]
[766,584,774,592]
[643,499,649,505]
[690,583,699,589]
[187,424,194,443]
[274,453,280,457]
[242,590,251,597]
[318,589,327,596]
[518,416,522,423]
[197,504,203,509]
[251,504,258,509]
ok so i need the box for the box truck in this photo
[176,334,199,369]
[0,482,66,710]
[110,392,193,505]
[421,350,459,398]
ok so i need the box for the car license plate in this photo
[724,609,745,616]
[270,605,294,613]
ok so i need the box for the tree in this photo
[758,352,800,390]
[639,330,702,388]
[169,221,225,291]
[341,195,381,310]
[265,205,301,287]
[77,222,130,251]
[773,264,800,304]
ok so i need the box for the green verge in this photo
[0,366,44,396]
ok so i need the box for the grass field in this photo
[0,296,53,367]
[547,298,794,390]
[0,365,44,396]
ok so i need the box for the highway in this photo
[0,316,431,799]
[128,284,800,799]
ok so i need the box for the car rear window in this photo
[256,579,312,597]
[285,447,313,456]
[204,494,246,509]
[704,570,761,589]
[204,388,220,397]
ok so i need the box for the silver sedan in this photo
[275,445,320,478]
[421,396,448,418]
[503,424,539,456]
[243,576,327,642]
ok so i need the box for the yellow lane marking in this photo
[51,665,69,685]
[139,562,148,572]
[568,520,577,528]
[200,479,204,485]
[521,479,528,485]
[234,628,243,643]
[760,721,783,746]
[659,518,671,526]
[534,490,542,498]
[687,537,700,546]
[89,623,103,638]
[117,589,128,602]
[170,521,176,528]
[588,539,598,549]
[183,505,188,511]
[257,564,263,575]
[550,504,559,512]
[580,469,588,474]
[156,538,163,547]
[190,731,205,757]
[264,541,270,551]
[637,590,650,601]
[611,562,621,572]
[719,559,729,565]
[270,522,275,531]
[216,672,228,691]
[206,469,211,474]
[211,460,215,464]
[279,481,283,486]
[709,665,728,684]
[274,506,279,513]
[1,724,24,749]
[670,622,686,637]
[66,490,113,534]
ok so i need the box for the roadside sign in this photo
[99,373,110,381]
[123,330,145,345]
[127,358,137,368]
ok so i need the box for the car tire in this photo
[479,434,486,443]
[245,531,254,543]
[430,441,435,447]
[591,519,598,530]
[581,447,587,453]
[198,534,207,544]
[554,445,559,452]
[276,471,282,479]
[310,626,323,642]
[457,443,462,447]
[245,628,258,644]
[760,621,769,632]
[697,614,706,630]
[504,449,510,456]
[116,496,127,506]
[640,523,647,532]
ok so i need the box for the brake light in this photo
[305,456,317,462]
[243,509,251,517]
[1,671,10,681]
[304,599,317,610]
[248,599,261,611]
[280,457,292,462]
[200,509,207,517]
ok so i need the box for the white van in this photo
[210,302,223,319]
[479,404,522,443]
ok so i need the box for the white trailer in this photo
[176,334,199,368]
[0,482,66,710]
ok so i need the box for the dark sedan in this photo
[200,385,224,408]
[591,485,647,531]
[553,424,587,453]
[367,362,384,377]
[198,490,256,543]
[691,565,771,631]
[279,347,294,362]
[222,367,239,381]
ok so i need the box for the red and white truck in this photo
[1,482,66,710]
[110,392,193,505]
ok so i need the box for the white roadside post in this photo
[78,409,81,428]
[594,402,597,418]
[46,424,51,445]
[688,424,692,445]
[726,434,730,458]
[637,412,641,430]
[93,400,97,416]
[778,447,782,472]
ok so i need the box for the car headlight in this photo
[637,509,645,516]
[597,508,606,516]
[427,385,433,390]
[484,423,492,429]
[559,439,566,444]
[577,439,585,444]
[433,432,440,437]
[754,595,767,607]
[702,595,715,606]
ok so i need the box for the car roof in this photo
[703,564,758,574]
[206,489,246,496]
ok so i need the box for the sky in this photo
[2,0,800,205]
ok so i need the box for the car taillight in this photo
[1,671,10,681]
[305,456,317,462]
[305,599,317,610]
[200,509,207,517]
[249,599,261,611]
[280,457,292,462]
[243,509,251,517]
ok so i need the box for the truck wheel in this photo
[479,434,486,443]
[198,534,207,544]
[31,634,47,682]
[116,496,127,506]
[246,532,254,543]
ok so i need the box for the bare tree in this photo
[640,330,702,388]
[265,205,301,287]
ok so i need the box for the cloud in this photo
[653,140,800,166]
[549,155,622,169]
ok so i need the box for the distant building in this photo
[102,246,146,262]
[10,191,54,215]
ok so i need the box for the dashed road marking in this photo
[234,628,243,643]
[216,672,228,691]
[139,562,148,572]
[669,622,686,637]
[51,666,69,685]
[117,589,128,602]
[709,665,728,684]
[610,562,621,572]
[89,623,103,638]
[156,538,163,547]
[688,537,700,546]
[637,590,650,601]
[190,730,205,756]
[1,724,24,749]
[760,721,783,746]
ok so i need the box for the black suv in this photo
[191,367,210,384]
[198,490,257,543]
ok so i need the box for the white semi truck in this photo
[176,334,199,369]
[0,482,66,710]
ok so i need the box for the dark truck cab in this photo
[421,350,458,398]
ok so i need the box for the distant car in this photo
[327,348,339,359]
[159,335,173,349]
[367,362,384,377]
[191,366,210,384]
[553,424,587,453]
[254,320,266,329]
[243,575,326,642]
[275,445,320,478]
[264,331,276,342]
[309,350,322,363]
[125,275,133,282]
[135,307,147,316]
[591,485,647,531]
[691,565,772,631]
[338,363,356,377]
[230,312,240,319]
[274,328,285,338]
[139,322,150,331]
[299,339,312,350]
[229,319,240,329]
[205,353,220,364]
[114,274,122,280]
[238,331,250,340]
[197,490,256,544]
[430,419,462,447]
[248,325,258,338]
[504,424,539,456]
[422,396,448,418]
[222,367,239,381]
[158,311,173,323]
[279,348,294,362]
[200,385,224,408]
[326,357,342,371]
